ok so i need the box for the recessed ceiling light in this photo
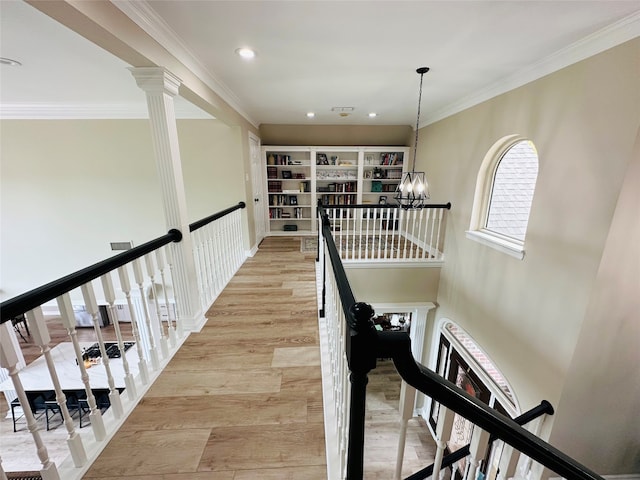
[368,112,377,118]
[306,112,315,118]
[235,48,256,59]
[0,57,22,67]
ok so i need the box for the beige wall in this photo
[259,124,412,147]
[418,38,639,474]
[347,267,440,304]
[548,129,640,474]
[0,119,244,301]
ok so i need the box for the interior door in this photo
[249,133,266,244]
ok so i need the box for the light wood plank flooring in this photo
[84,236,327,479]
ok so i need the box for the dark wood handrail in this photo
[1,201,247,324]
[189,201,246,232]
[0,229,182,323]
[376,332,604,480]
[405,400,555,480]
[320,202,451,210]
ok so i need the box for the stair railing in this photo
[317,204,605,480]
[0,201,246,480]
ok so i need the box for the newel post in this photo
[346,302,378,480]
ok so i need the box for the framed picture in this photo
[289,195,298,205]
[282,170,292,179]
[364,170,372,179]
[316,153,328,165]
[379,195,387,205]
[365,154,375,165]
[330,155,339,165]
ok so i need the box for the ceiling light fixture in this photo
[368,112,377,118]
[395,67,430,209]
[235,48,256,59]
[306,112,315,118]
[0,57,22,67]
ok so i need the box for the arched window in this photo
[467,135,539,259]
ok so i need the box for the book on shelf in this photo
[267,166,277,179]
[380,152,403,166]
[267,154,294,165]
[268,180,282,193]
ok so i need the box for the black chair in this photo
[11,393,46,432]
[44,391,80,431]
[77,389,111,428]
[11,314,30,342]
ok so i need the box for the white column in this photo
[130,66,204,332]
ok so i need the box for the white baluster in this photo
[401,208,409,259]
[0,322,61,480]
[422,209,432,259]
[435,208,444,260]
[145,254,169,359]
[164,247,184,338]
[429,207,437,259]
[117,265,150,384]
[191,229,205,308]
[26,307,88,467]
[466,425,490,480]
[101,273,137,400]
[394,381,417,480]
[417,208,426,259]
[364,208,370,259]
[80,282,124,419]
[57,294,106,441]
[0,456,7,480]
[409,208,418,260]
[377,208,383,259]
[132,258,160,370]
[497,443,520,480]
[432,405,455,480]
[156,248,177,347]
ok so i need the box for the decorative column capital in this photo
[129,67,181,97]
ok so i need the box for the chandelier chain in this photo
[412,69,426,171]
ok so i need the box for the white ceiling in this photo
[1,0,639,126]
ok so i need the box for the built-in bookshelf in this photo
[261,146,409,235]
[264,148,312,234]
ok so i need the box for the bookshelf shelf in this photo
[262,146,408,235]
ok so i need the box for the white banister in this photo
[433,406,455,480]
[26,307,88,467]
[101,273,137,400]
[145,254,170,359]
[132,258,160,371]
[117,265,150,384]
[80,282,124,419]
[57,293,106,441]
[0,322,60,480]
[465,426,490,480]
[156,247,177,347]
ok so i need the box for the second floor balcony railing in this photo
[319,202,452,264]
[0,201,246,480]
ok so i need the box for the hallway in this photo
[84,236,327,479]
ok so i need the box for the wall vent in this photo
[110,241,133,251]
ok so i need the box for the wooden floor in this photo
[84,236,327,479]
[2,236,436,478]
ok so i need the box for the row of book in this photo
[317,181,356,193]
[380,152,403,165]
[269,194,301,206]
[268,181,310,193]
[269,207,306,219]
[320,194,356,205]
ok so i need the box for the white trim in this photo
[423,11,640,126]
[112,0,258,128]
[343,259,445,268]
[550,476,640,480]
[246,245,259,258]
[466,229,525,260]
[0,102,214,120]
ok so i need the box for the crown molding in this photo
[112,0,258,128]
[423,11,640,126]
[0,103,215,120]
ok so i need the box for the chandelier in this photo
[395,67,430,208]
